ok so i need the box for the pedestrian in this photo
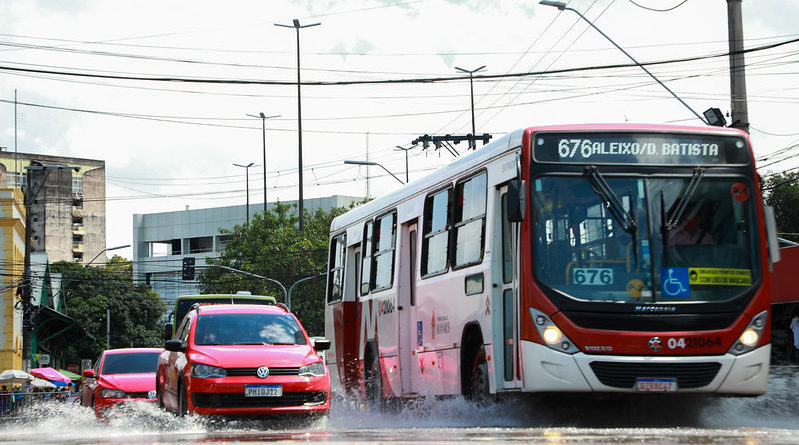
[0,385,7,415]
[790,308,799,364]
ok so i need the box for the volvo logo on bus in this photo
[256,366,270,378]
[649,337,663,352]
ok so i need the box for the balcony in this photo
[72,243,84,253]
[72,208,85,218]
[72,225,84,236]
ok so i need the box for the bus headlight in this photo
[529,308,579,354]
[542,326,562,344]
[728,310,768,356]
[740,329,759,347]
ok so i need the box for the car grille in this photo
[589,361,722,389]
[192,391,327,408]
[224,367,300,377]
[125,392,153,399]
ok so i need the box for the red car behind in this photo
[80,347,162,417]
[156,304,330,417]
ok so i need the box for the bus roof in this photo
[330,123,749,234]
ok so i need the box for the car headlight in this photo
[529,308,579,354]
[728,310,768,356]
[191,363,227,378]
[298,361,326,377]
[98,388,126,399]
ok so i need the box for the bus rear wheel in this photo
[365,357,384,409]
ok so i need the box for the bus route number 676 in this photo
[573,268,613,285]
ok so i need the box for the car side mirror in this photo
[312,338,331,351]
[163,323,174,341]
[82,369,95,378]
[164,339,184,352]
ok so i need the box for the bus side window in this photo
[422,187,452,277]
[327,233,346,303]
[372,212,397,291]
[361,221,373,295]
[453,172,487,268]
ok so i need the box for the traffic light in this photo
[182,257,195,280]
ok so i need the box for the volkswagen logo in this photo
[256,366,270,379]
[648,337,662,352]
[147,390,157,400]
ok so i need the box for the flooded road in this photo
[1,366,797,444]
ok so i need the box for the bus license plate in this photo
[245,384,282,397]
[635,378,677,392]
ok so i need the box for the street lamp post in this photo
[539,0,707,124]
[275,19,321,233]
[344,160,405,185]
[454,65,486,149]
[234,162,256,224]
[247,112,281,213]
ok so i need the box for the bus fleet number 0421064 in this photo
[667,337,723,349]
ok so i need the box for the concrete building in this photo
[0,188,26,370]
[0,151,106,265]
[133,195,363,308]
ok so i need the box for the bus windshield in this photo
[533,174,758,303]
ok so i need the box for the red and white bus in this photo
[324,123,781,403]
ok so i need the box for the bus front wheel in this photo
[469,346,490,404]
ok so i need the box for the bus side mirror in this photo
[507,179,526,223]
[764,206,781,264]
[163,323,173,341]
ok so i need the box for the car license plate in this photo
[635,378,677,392]
[245,384,282,397]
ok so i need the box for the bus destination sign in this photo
[533,132,749,165]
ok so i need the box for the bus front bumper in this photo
[520,340,769,395]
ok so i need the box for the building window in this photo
[72,175,83,195]
[453,171,487,268]
[6,172,25,188]
[422,187,451,277]
[189,236,213,254]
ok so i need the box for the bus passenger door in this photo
[339,245,361,397]
[492,187,521,390]
[397,220,418,395]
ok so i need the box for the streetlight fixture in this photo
[394,146,413,183]
[87,244,131,266]
[275,18,321,233]
[454,65,486,149]
[344,160,405,185]
[234,162,256,224]
[538,0,707,124]
[247,112,281,213]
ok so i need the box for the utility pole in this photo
[455,66,486,149]
[275,19,321,233]
[727,0,749,133]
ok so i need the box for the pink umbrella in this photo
[30,367,72,384]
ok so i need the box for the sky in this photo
[0,0,797,261]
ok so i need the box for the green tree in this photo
[51,255,166,363]
[764,171,799,243]
[199,202,349,335]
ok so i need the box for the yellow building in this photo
[0,188,25,370]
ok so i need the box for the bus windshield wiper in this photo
[663,167,705,231]
[585,166,637,234]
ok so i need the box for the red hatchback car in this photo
[80,347,162,417]
[156,304,330,417]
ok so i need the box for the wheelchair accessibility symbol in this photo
[660,267,690,298]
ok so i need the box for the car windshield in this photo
[101,352,159,374]
[533,175,758,303]
[194,313,308,346]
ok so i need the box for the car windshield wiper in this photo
[585,166,637,234]
[663,167,705,232]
